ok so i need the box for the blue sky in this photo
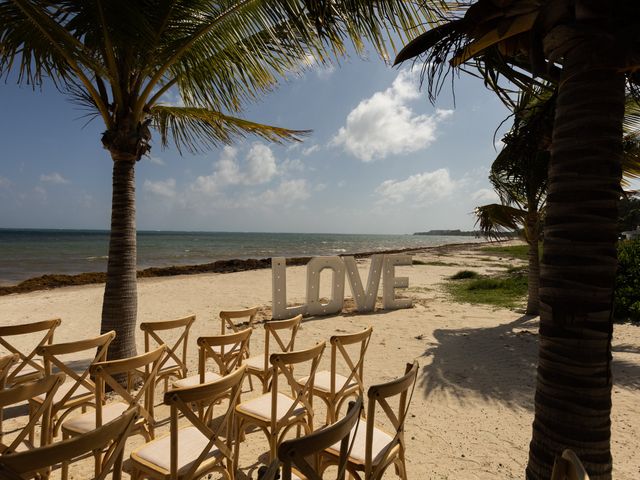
[0,49,512,234]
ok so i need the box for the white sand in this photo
[1,244,638,479]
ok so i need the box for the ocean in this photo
[0,229,483,286]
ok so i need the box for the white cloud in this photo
[260,179,310,206]
[331,70,453,162]
[314,183,327,192]
[472,188,499,204]
[147,155,165,166]
[376,169,458,205]
[301,144,320,156]
[40,172,70,184]
[280,158,305,174]
[144,178,177,198]
[0,176,10,189]
[245,144,277,184]
[34,185,47,201]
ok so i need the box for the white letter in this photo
[344,255,383,312]
[272,257,307,319]
[382,254,412,309]
[306,257,345,316]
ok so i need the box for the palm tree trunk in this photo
[525,222,540,316]
[100,154,138,361]
[526,26,623,480]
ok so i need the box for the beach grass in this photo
[480,244,529,260]
[445,269,527,309]
[450,270,480,280]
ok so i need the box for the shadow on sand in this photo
[419,315,640,411]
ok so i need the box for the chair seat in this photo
[130,426,222,476]
[301,371,358,394]
[245,355,270,372]
[172,372,222,389]
[32,380,92,406]
[236,393,306,422]
[326,419,395,466]
[61,402,129,435]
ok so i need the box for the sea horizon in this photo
[0,228,484,286]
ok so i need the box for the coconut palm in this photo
[0,0,436,362]
[394,1,640,479]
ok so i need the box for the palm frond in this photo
[474,203,526,240]
[150,105,309,154]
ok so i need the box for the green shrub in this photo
[450,270,479,280]
[614,239,640,322]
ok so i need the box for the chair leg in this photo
[61,432,70,480]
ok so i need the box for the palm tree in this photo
[394,1,640,479]
[0,0,435,362]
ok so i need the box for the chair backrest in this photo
[0,354,19,389]
[164,365,246,479]
[364,361,418,479]
[0,319,61,386]
[0,373,65,452]
[278,397,363,480]
[140,315,195,376]
[270,342,325,431]
[0,407,138,480]
[219,307,258,334]
[90,346,165,432]
[551,449,590,480]
[262,315,303,372]
[330,327,373,397]
[38,331,115,409]
[198,328,252,377]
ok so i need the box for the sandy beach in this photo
[1,243,638,479]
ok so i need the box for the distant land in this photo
[414,229,480,237]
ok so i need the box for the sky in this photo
[0,48,513,235]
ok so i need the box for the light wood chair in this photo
[551,449,590,480]
[322,362,418,480]
[0,354,20,388]
[140,315,196,393]
[302,327,372,423]
[219,307,259,335]
[172,328,252,390]
[0,407,138,480]
[128,365,246,480]
[245,315,302,393]
[30,331,115,443]
[235,342,326,468]
[260,397,364,480]
[0,319,61,387]
[0,373,65,453]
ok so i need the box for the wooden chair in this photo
[0,407,138,480]
[0,319,61,387]
[29,331,115,442]
[322,362,418,480]
[0,354,20,388]
[219,307,259,335]
[128,365,246,480]
[245,315,302,393]
[0,373,65,453]
[260,397,364,480]
[551,449,590,480]
[172,328,252,389]
[140,315,196,392]
[302,327,372,423]
[235,342,326,468]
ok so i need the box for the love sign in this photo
[272,254,412,319]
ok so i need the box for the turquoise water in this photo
[0,229,482,285]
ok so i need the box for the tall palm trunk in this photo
[100,154,138,361]
[526,24,624,480]
[525,215,540,316]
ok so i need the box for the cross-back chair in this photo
[245,315,302,393]
[219,307,258,335]
[129,365,246,480]
[172,328,252,390]
[0,407,138,480]
[0,354,20,388]
[302,327,372,423]
[551,449,590,480]
[30,331,115,443]
[261,397,364,480]
[0,319,61,387]
[140,315,196,393]
[0,373,65,454]
[322,361,418,480]
[235,342,326,468]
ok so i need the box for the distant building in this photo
[620,226,640,240]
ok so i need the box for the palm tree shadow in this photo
[420,315,640,411]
